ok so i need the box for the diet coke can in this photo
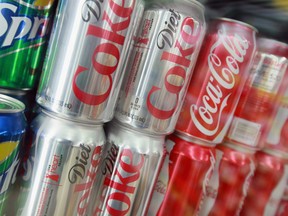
[148,133,215,216]
[240,150,288,216]
[199,143,255,216]
[226,38,288,149]
[21,110,106,216]
[36,0,144,123]
[89,120,165,216]
[115,0,206,134]
[176,18,257,144]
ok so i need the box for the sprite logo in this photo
[0,141,20,194]
[0,1,51,50]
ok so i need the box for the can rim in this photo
[0,94,25,113]
[183,0,205,10]
[223,141,257,154]
[262,148,288,160]
[175,131,216,147]
[214,17,258,33]
[41,109,104,127]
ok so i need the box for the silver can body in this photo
[115,0,206,134]
[21,110,106,216]
[36,0,144,123]
[88,120,165,216]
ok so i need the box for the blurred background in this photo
[200,0,288,43]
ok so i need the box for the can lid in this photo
[257,37,288,58]
[0,94,25,113]
[214,17,258,33]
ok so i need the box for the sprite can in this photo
[0,0,57,90]
[0,94,26,215]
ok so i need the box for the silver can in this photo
[115,0,206,134]
[21,110,106,216]
[36,0,144,123]
[88,120,165,216]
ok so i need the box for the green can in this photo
[0,0,57,90]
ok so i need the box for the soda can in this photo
[115,0,206,134]
[226,38,288,149]
[176,18,257,144]
[88,120,165,216]
[148,133,215,216]
[36,0,145,123]
[0,94,26,214]
[199,143,255,216]
[276,182,288,216]
[21,109,106,216]
[240,150,288,216]
[0,0,57,90]
[264,85,288,155]
[0,87,37,122]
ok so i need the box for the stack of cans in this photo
[149,16,258,216]
[0,0,57,215]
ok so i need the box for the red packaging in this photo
[276,183,288,216]
[226,38,288,149]
[147,133,215,216]
[264,86,288,154]
[199,143,256,216]
[240,151,288,216]
[176,18,257,144]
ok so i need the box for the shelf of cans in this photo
[0,0,287,215]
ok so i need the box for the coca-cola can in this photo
[21,110,106,216]
[276,182,288,216]
[199,143,255,216]
[240,150,288,216]
[264,85,288,155]
[88,120,165,216]
[176,18,257,144]
[36,0,144,123]
[148,133,215,216]
[226,38,288,149]
[115,0,206,134]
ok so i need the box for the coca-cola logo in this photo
[68,144,102,215]
[147,13,201,119]
[190,27,250,136]
[73,0,135,106]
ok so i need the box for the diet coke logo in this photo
[147,11,201,119]
[73,0,135,106]
[190,27,250,137]
[68,144,102,216]
[95,147,144,215]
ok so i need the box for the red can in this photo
[240,150,288,216]
[147,133,215,216]
[176,18,257,144]
[199,143,255,216]
[276,183,288,216]
[226,38,288,149]
[264,86,288,155]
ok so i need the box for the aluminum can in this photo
[21,110,106,216]
[199,143,255,216]
[36,0,144,124]
[176,18,257,144]
[240,150,288,216]
[115,0,206,135]
[0,0,57,90]
[226,38,288,149]
[276,182,288,216]
[264,84,288,155]
[148,133,215,216]
[88,120,165,216]
[0,94,26,214]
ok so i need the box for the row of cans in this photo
[0,0,288,216]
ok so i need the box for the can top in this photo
[262,148,288,160]
[0,94,25,113]
[214,17,258,33]
[223,141,257,154]
[257,37,288,58]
